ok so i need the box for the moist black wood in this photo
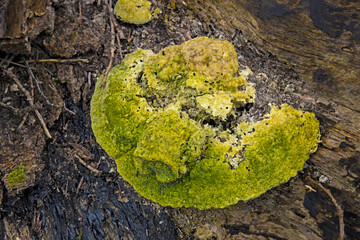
[1,0,359,239]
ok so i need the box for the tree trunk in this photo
[1,0,359,239]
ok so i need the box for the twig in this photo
[0,102,21,115]
[1,55,14,69]
[4,69,52,139]
[28,63,35,98]
[25,59,61,109]
[127,28,133,42]
[87,72,92,85]
[0,58,36,69]
[76,176,84,194]
[1,102,33,128]
[17,112,29,131]
[34,110,52,138]
[48,83,76,115]
[74,155,100,175]
[101,0,116,87]
[63,102,75,115]
[78,1,82,20]
[305,176,345,240]
[109,10,124,59]
[24,60,75,115]
[115,32,123,59]
[110,10,125,39]
[26,59,89,63]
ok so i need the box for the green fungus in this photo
[114,0,156,25]
[7,163,28,188]
[90,37,320,209]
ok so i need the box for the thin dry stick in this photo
[76,176,84,194]
[0,58,36,69]
[115,32,123,59]
[78,1,82,20]
[26,59,89,63]
[0,102,21,115]
[109,11,124,59]
[4,69,52,139]
[127,28,133,42]
[306,176,345,240]
[17,112,29,131]
[63,102,75,115]
[74,155,101,175]
[28,64,35,98]
[101,0,116,87]
[33,110,52,138]
[25,60,61,109]
[48,83,76,115]
[24,60,75,115]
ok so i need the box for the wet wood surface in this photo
[0,0,359,239]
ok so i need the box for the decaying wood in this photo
[4,69,52,139]
[306,176,345,240]
[1,0,359,239]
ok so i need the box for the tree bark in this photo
[1,0,359,239]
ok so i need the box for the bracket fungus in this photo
[90,37,320,209]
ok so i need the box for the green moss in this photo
[134,108,201,183]
[91,49,154,157]
[90,37,320,209]
[114,0,154,25]
[7,163,28,187]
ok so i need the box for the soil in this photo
[0,0,359,239]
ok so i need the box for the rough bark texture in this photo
[0,0,359,239]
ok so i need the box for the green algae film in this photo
[114,0,154,25]
[90,37,320,209]
[7,163,28,188]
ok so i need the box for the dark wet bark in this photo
[1,0,359,239]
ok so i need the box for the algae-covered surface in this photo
[114,0,155,24]
[7,164,28,188]
[91,37,320,209]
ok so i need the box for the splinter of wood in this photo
[305,176,345,240]
[101,0,116,88]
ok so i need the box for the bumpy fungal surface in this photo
[91,37,320,209]
[114,0,153,25]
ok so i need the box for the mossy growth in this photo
[90,37,321,209]
[114,0,158,25]
[7,163,28,188]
